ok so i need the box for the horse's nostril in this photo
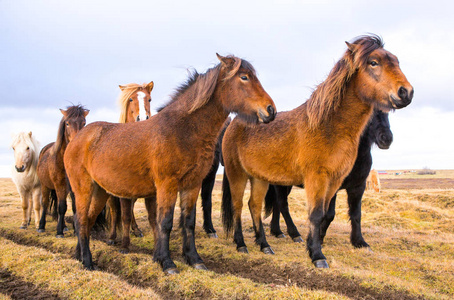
[398,87,408,100]
[136,116,140,122]
[266,105,275,116]
[146,115,149,120]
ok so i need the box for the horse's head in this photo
[11,132,35,172]
[60,106,89,144]
[347,35,413,112]
[216,54,276,124]
[369,110,393,149]
[119,81,153,122]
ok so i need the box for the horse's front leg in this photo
[38,186,51,232]
[276,185,303,242]
[56,187,68,238]
[346,184,370,248]
[320,193,337,245]
[106,196,119,245]
[130,199,143,237]
[153,184,178,274]
[20,192,30,229]
[201,160,219,238]
[180,187,206,270]
[32,187,42,229]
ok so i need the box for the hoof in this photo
[56,234,64,238]
[119,249,129,254]
[276,233,286,239]
[261,247,275,255]
[37,228,45,233]
[237,246,249,253]
[207,232,218,238]
[292,236,304,243]
[132,231,144,238]
[313,259,329,268]
[193,263,208,271]
[19,225,27,230]
[63,227,69,232]
[106,240,115,246]
[164,268,179,275]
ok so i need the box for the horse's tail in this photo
[264,186,274,219]
[50,190,58,221]
[221,171,234,235]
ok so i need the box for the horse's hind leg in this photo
[320,193,337,245]
[201,159,219,238]
[227,172,248,253]
[119,198,132,253]
[346,185,370,248]
[130,199,143,237]
[180,187,206,270]
[249,178,273,254]
[106,196,120,245]
[144,195,157,242]
[38,186,51,232]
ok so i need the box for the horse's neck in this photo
[330,84,374,144]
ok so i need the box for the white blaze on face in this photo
[137,91,147,121]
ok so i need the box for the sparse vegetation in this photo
[1,176,453,299]
[418,167,437,175]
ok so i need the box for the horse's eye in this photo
[66,122,69,126]
[240,75,248,81]
[148,98,151,102]
[26,147,29,150]
[129,98,133,102]
[370,61,378,67]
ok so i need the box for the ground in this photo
[0,170,453,299]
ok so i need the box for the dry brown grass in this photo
[1,175,453,299]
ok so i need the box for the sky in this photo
[1,0,453,177]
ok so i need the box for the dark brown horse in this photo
[106,81,154,250]
[221,35,413,268]
[64,54,276,274]
[37,105,89,237]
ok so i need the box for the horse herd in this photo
[10,35,413,275]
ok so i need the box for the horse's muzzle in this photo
[15,165,25,172]
[259,105,276,124]
[392,86,414,109]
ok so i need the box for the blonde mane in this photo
[118,83,149,123]
[306,35,384,129]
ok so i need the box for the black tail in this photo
[264,186,275,219]
[221,171,234,235]
[50,190,58,221]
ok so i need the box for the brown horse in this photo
[106,81,154,250]
[221,35,413,268]
[64,54,276,274]
[37,105,89,237]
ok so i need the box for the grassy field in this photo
[0,173,453,299]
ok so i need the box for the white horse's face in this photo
[12,139,33,173]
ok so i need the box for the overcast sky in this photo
[1,0,453,177]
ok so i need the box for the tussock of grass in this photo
[0,237,161,299]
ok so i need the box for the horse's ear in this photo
[345,41,359,53]
[28,131,32,137]
[146,81,154,93]
[119,85,127,91]
[216,53,235,67]
[60,109,68,117]
[83,110,90,117]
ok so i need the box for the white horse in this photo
[11,132,42,229]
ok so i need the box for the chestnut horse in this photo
[106,81,154,249]
[221,35,413,268]
[264,109,393,248]
[11,132,42,229]
[37,105,89,237]
[366,169,381,192]
[64,54,276,274]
